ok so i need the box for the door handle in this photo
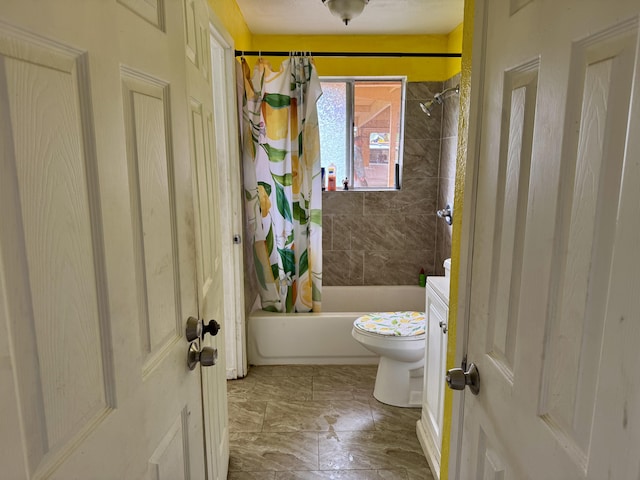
[446,362,480,395]
[185,317,221,342]
[187,342,218,370]
[439,320,448,334]
[202,319,220,337]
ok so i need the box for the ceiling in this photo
[234,0,465,36]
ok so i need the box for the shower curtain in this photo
[241,55,323,313]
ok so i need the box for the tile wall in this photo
[323,79,459,285]
[435,73,461,276]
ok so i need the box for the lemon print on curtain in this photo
[241,56,323,313]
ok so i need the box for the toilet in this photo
[351,311,426,407]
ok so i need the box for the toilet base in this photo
[373,357,424,408]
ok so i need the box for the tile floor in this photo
[227,364,434,480]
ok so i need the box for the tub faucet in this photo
[437,204,453,225]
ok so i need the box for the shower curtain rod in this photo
[234,50,461,58]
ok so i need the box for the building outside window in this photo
[317,77,406,190]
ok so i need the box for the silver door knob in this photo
[187,342,218,370]
[446,362,480,395]
[185,316,201,342]
[439,320,448,334]
[185,317,221,341]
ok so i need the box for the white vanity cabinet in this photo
[417,275,450,480]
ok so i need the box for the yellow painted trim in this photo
[440,1,474,479]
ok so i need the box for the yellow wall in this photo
[446,23,464,80]
[207,0,252,49]
[439,0,474,479]
[249,34,455,82]
[208,1,463,82]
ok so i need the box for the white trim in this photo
[447,1,488,479]
[208,13,247,380]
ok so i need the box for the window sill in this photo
[322,188,400,193]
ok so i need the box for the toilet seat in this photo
[353,311,425,337]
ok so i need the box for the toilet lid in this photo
[354,311,425,337]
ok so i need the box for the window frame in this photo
[318,75,408,191]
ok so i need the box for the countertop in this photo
[426,276,450,304]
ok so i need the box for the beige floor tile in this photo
[313,375,375,395]
[318,430,429,471]
[227,365,432,479]
[228,375,258,401]
[406,468,435,480]
[229,400,267,432]
[311,389,357,401]
[275,469,409,480]
[230,432,319,472]
[369,399,422,431]
[313,365,378,385]
[253,376,314,401]
[263,400,374,432]
[228,471,276,480]
[249,365,319,378]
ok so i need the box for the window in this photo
[317,77,406,190]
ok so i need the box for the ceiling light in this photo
[322,0,370,26]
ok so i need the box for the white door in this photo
[458,0,640,478]
[183,1,230,478]
[0,0,226,478]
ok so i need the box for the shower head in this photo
[419,84,460,116]
[419,100,436,116]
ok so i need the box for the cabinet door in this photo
[421,285,449,477]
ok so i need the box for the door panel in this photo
[540,27,636,463]
[486,61,537,380]
[461,1,640,478]
[0,28,114,475]
[117,0,165,30]
[122,70,183,374]
[0,0,212,478]
[148,409,192,480]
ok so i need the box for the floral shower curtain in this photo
[241,55,323,313]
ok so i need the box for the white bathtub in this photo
[247,285,427,365]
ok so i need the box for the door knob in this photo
[439,320,448,334]
[185,316,201,342]
[446,362,480,395]
[185,317,221,342]
[187,342,218,370]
